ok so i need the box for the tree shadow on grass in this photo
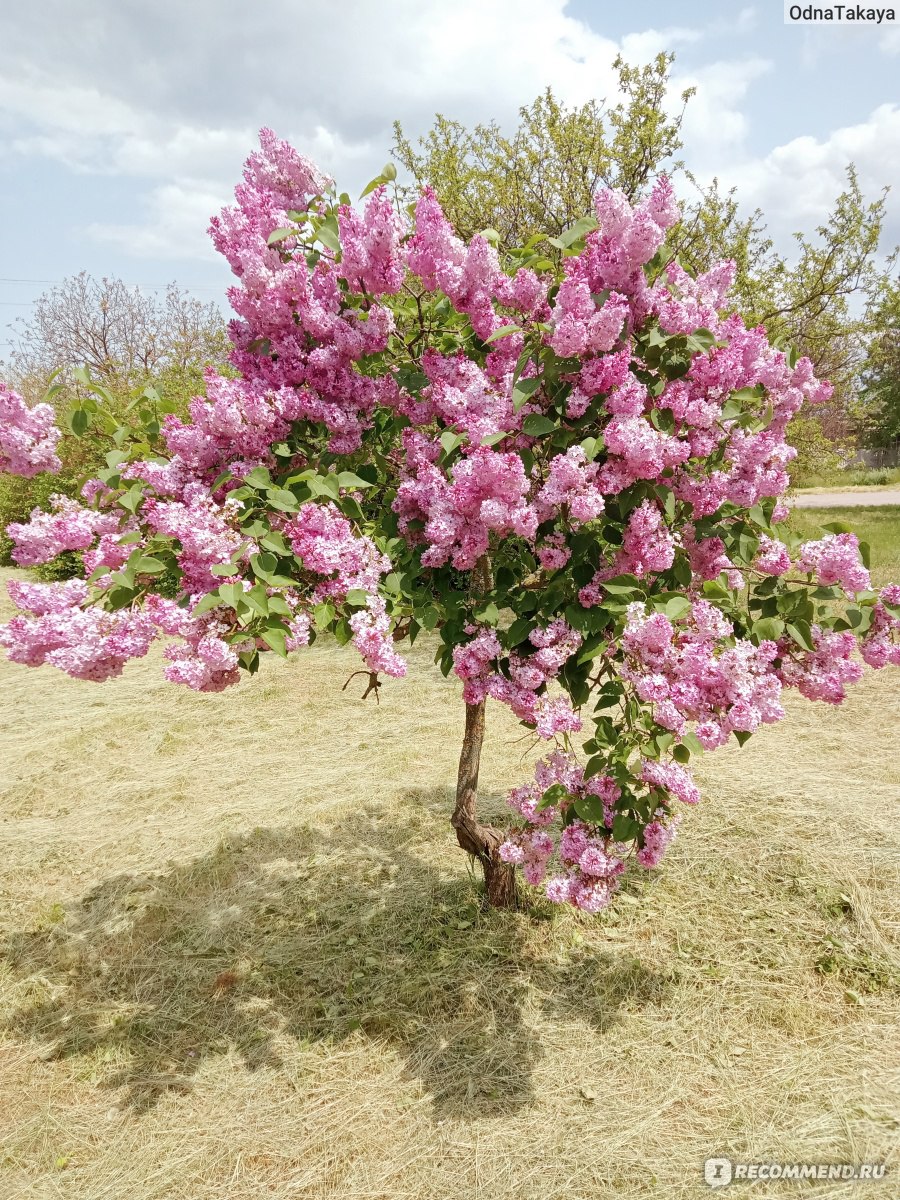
[0,788,671,1117]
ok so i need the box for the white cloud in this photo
[723,103,900,246]
[1,0,891,271]
[87,183,228,262]
[620,26,703,62]
[673,57,773,167]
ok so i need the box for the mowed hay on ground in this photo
[0,558,899,1200]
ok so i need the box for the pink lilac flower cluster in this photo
[395,440,536,570]
[396,351,515,445]
[652,260,737,336]
[337,186,406,296]
[620,599,785,749]
[860,584,900,669]
[452,619,582,737]
[755,534,792,576]
[777,626,864,704]
[142,486,245,593]
[798,532,871,595]
[210,131,400,457]
[0,582,156,682]
[498,750,681,910]
[552,177,680,344]
[7,494,122,567]
[0,383,61,477]
[145,595,245,692]
[577,499,679,607]
[641,756,702,805]
[534,446,606,526]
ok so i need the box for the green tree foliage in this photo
[392,55,693,245]
[4,272,228,396]
[855,278,900,448]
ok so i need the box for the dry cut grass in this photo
[0,564,899,1199]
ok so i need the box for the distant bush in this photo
[794,465,900,489]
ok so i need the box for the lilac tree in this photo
[2,130,898,910]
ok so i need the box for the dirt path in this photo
[791,488,900,508]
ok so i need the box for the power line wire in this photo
[0,276,223,291]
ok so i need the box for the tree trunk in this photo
[451,697,517,909]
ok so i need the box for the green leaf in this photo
[314,602,335,631]
[583,755,608,780]
[266,488,298,512]
[753,616,785,643]
[539,782,569,809]
[315,214,341,254]
[260,627,288,657]
[267,227,297,246]
[242,585,269,617]
[190,591,223,617]
[663,595,692,620]
[244,466,272,488]
[731,385,765,403]
[474,601,500,626]
[439,429,466,458]
[359,162,397,199]
[573,794,606,824]
[480,431,508,447]
[612,814,640,842]
[419,605,440,631]
[576,635,607,666]
[336,471,374,490]
[134,556,166,575]
[260,530,291,555]
[858,541,871,570]
[211,561,239,577]
[602,574,640,595]
[218,583,244,610]
[70,407,90,436]
[522,414,555,437]
[681,731,704,756]
[346,588,369,607]
[685,328,716,353]
[267,596,292,617]
[327,616,349,646]
[118,483,144,515]
[251,552,278,579]
[787,620,814,651]
[821,520,854,535]
[548,214,599,249]
[672,743,691,764]
[505,618,532,648]
[511,376,541,412]
[483,324,523,344]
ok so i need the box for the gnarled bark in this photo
[451,697,517,909]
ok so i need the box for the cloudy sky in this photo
[1,0,898,352]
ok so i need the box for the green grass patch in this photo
[794,466,900,490]
[787,505,900,587]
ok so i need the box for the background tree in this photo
[5,272,228,399]
[0,274,230,571]
[854,278,900,448]
[392,55,692,246]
